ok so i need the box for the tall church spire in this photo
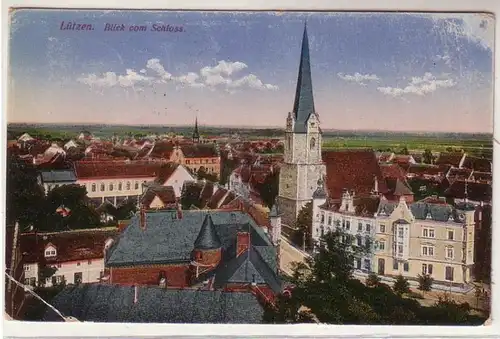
[292,22,315,134]
[192,117,200,143]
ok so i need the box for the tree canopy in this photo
[253,169,279,208]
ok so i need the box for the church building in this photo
[278,23,326,228]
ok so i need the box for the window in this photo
[328,216,332,225]
[422,245,435,256]
[445,246,454,259]
[398,228,404,238]
[91,183,96,192]
[422,263,433,275]
[357,236,362,246]
[365,236,371,248]
[57,264,62,268]
[109,183,114,191]
[397,244,403,255]
[126,181,131,190]
[76,262,81,266]
[24,265,29,271]
[358,223,363,232]
[366,224,371,232]
[364,259,371,271]
[100,183,105,191]
[423,228,435,238]
[29,278,36,286]
[310,137,316,149]
[403,262,409,272]
[345,220,351,230]
[44,247,56,257]
[88,260,92,265]
[379,240,386,251]
[135,182,139,189]
[380,224,385,233]
[393,259,398,270]
[320,214,325,223]
[74,272,83,285]
[118,182,123,191]
[447,230,454,240]
[356,259,362,269]
[445,266,454,281]
[24,278,30,285]
[55,275,63,284]
[52,276,57,286]
[186,160,190,164]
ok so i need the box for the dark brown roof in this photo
[385,178,414,196]
[461,155,492,172]
[221,197,270,227]
[141,185,177,209]
[149,141,175,159]
[447,167,472,181]
[444,180,492,202]
[322,149,388,199]
[207,188,229,209]
[435,152,465,167]
[74,161,161,180]
[155,162,180,184]
[380,163,407,181]
[470,171,492,183]
[407,164,444,177]
[377,152,394,163]
[20,229,119,264]
[181,144,219,158]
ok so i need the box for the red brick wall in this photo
[110,264,190,287]
[192,248,221,267]
[236,232,250,256]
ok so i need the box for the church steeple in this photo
[192,117,200,143]
[292,22,315,134]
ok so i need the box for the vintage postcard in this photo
[4,8,494,328]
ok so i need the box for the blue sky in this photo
[8,10,494,132]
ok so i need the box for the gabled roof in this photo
[194,214,222,250]
[322,149,387,199]
[39,169,77,183]
[74,161,161,180]
[155,162,180,185]
[385,178,413,196]
[380,163,407,181]
[444,180,492,202]
[180,144,219,158]
[20,229,119,264]
[407,164,443,177]
[292,23,315,134]
[141,185,177,209]
[461,155,492,172]
[44,284,264,323]
[435,152,465,167]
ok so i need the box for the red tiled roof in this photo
[149,141,175,159]
[206,188,229,209]
[470,171,492,183]
[378,152,394,163]
[380,163,407,181]
[220,196,270,227]
[444,180,492,202]
[435,152,465,167]
[74,160,162,180]
[20,229,119,264]
[461,155,492,172]
[406,164,444,177]
[322,149,388,199]
[181,144,219,158]
[155,162,180,184]
[141,185,177,209]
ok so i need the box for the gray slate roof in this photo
[377,200,467,224]
[39,169,77,183]
[43,284,264,323]
[106,210,273,267]
[292,23,315,133]
[194,214,222,250]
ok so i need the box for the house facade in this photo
[312,186,476,289]
[20,229,118,287]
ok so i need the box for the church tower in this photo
[278,23,326,228]
[192,117,200,143]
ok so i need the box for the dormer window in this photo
[310,137,316,149]
[44,245,57,258]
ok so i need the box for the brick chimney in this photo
[139,205,146,230]
[236,231,250,257]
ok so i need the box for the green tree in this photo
[393,274,410,296]
[219,154,237,186]
[400,146,410,155]
[417,274,433,295]
[295,202,313,251]
[37,264,57,288]
[113,199,137,220]
[366,272,381,287]
[197,166,218,183]
[422,149,434,164]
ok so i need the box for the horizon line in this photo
[7,121,493,135]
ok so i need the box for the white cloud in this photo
[433,54,452,67]
[229,74,279,91]
[337,72,380,85]
[200,60,248,78]
[426,13,493,50]
[377,72,456,97]
[78,59,277,92]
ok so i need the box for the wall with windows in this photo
[78,177,156,202]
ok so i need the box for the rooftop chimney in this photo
[139,205,146,230]
[236,231,250,257]
[133,285,139,304]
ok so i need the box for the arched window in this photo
[126,181,131,190]
[134,182,139,190]
[118,182,122,191]
[310,137,316,149]
[91,183,96,192]
[109,183,114,191]
[100,183,105,191]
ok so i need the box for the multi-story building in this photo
[312,183,477,289]
[278,24,326,228]
[20,229,119,287]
